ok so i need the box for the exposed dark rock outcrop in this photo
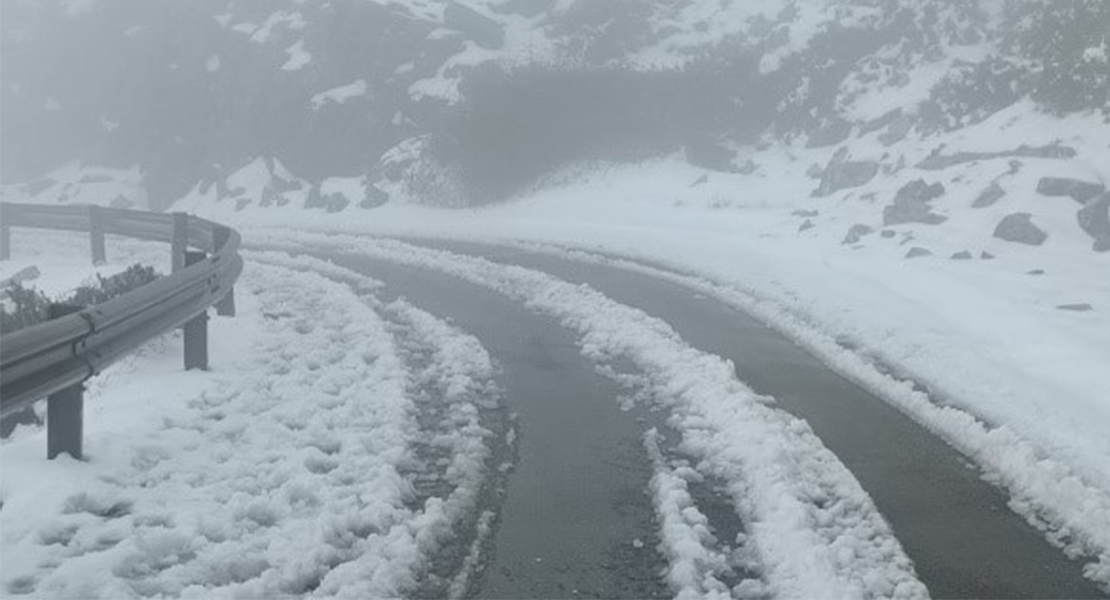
[812,148,879,197]
[951,251,973,260]
[972,181,1006,208]
[883,179,947,226]
[905,247,932,258]
[1077,193,1110,251]
[916,143,1077,171]
[994,213,1047,246]
[1037,177,1105,203]
[842,224,874,245]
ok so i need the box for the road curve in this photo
[279,239,1105,599]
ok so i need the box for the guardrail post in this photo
[46,303,84,460]
[212,226,236,316]
[172,212,188,273]
[183,251,209,371]
[88,205,106,265]
[1,223,10,260]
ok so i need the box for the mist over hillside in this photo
[1,0,1108,211]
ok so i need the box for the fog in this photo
[2,1,1106,209]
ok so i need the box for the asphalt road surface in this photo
[291,240,1104,600]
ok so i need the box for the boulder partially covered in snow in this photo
[1036,177,1105,204]
[1077,193,1110,252]
[883,179,947,226]
[812,148,879,197]
[841,224,873,245]
[684,139,738,173]
[994,213,1048,246]
[972,181,1006,208]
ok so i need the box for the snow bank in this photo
[250,233,928,599]
[1,252,503,598]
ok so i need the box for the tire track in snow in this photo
[251,234,928,599]
[245,251,512,598]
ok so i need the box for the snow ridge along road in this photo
[252,232,1107,598]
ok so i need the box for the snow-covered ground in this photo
[0,236,507,598]
[2,104,1108,594]
[170,105,1110,586]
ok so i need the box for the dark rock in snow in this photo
[972,181,1006,208]
[994,213,1047,245]
[684,139,737,173]
[1077,193,1110,252]
[109,194,134,209]
[806,164,824,179]
[444,1,504,49]
[1036,177,1105,203]
[951,251,973,260]
[792,209,819,217]
[798,219,815,232]
[24,178,56,196]
[905,247,933,259]
[325,194,350,213]
[881,229,896,238]
[360,184,389,209]
[878,115,915,147]
[235,198,251,211]
[690,174,709,187]
[842,224,874,245]
[1056,303,1093,312]
[883,179,947,226]
[812,148,879,197]
[805,119,852,148]
[916,143,1077,171]
[981,251,995,260]
[1027,269,1045,276]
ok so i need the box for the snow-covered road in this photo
[2,233,1108,599]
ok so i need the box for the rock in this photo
[235,198,251,211]
[798,219,815,232]
[325,194,349,213]
[1056,303,1093,312]
[905,247,932,259]
[690,174,708,187]
[806,164,824,179]
[109,194,134,209]
[736,159,758,175]
[916,143,1077,171]
[812,148,879,197]
[981,251,995,260]
[23,178,56,196]
[972,181,1005,208]
[360,184,389,209]
[878,115,914,146]
[1077,193,1110,251]
[883,179,947,226]
[443,1,504,49]
[951,251,973,260]
[1027,269,1045,276]
[792,209,818,217]
[1036,177,1105,203]
[993,213,1047,245]
[881,229,896,238]
[685,139,737,173]
[842,224,874,245]
[805,119,852,148]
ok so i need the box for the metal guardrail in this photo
[0,202,243,458]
